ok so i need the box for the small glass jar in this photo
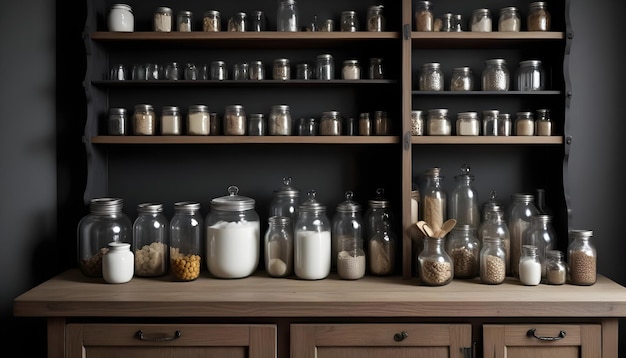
[160,106,181,135]
[110,64,127,80]
[248,113,266,136]
[450,67,473,91]
[250,10,266,31]
[320,111,342,135]
[340,10,359,32]
[228,12,247,32]
[515,111,535,136]
[233,63,249,81]
[154,7,173,32]
[249,60,264,80]
[456,112,480,136]
[528,2,551,31]
[373,110,389,135]
[453,14,465,31]
[273,58,290,80]
[519,244,541,285]
[369,58,384,79]
[498,7,520,32]
[316,54,334,80]
[414,1,434,31]
[294,190,331,280]
[164,62,180,80]
[133,104,156,135]
[446,225,480,279]
[535,108,552,136]
[269,105,292,135]
[369,212,396,276]
[265,216,293,278]
[358,112,371,136]
[108,4,134,32]
[480,237,506,284]
[546,249,567,285]
[418,236,453,286]
[177,10,193,32]
[440,13,454,32]
[568,229,597,285]
[427,108,451,136]
[298,117,318,135]
[203,10,221,32]
[367,5,385,32]
[419,62,444,91]
[187,104,210,135]
[332,191,365,279]
[209,112,220,135]
[210,60,227,80]
[516,60,545,91]
[471,8,492,32]
[342,60,361,80]
[411,110,424,136]
[102,242,134,284]
[223,105,246,135]
[169,202,203,281]
[497,113,512,136]
[108,108,127,135]
[277,0,298,32]
[133,203,169,277]
[481,109,499,136]
[482,59,509,91]
[296,63,312,80]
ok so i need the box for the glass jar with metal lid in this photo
[108,4,134,32]
[482,59,509,91]
[177,10,193,32]
[456,111,480,136]
[340,10,359,32]
[277,0,298,32]
[545,249,567,285]
[298,117,318,135]
[108,107,127,135]
[528,2,551,31]
[169,201,203,281]
[268,105,292,135]
[426,108,451,136]
[332,191,365,278]
[470,8,492,32]
[187,104,210,135]
[519,244,541,285]
[160,106,181,135]
[367,5,385,31]
[373,110,389,135]
[320,110,342,135]
[369,58,384,79]
[203,10,221,31]
[205,186,260,279]
[481,109,499,136]
[515,111,535,136]
[133,202,169,277]
[535,108,552,136]
[419,62,444,91]
[497,113,512,136]
[223,104,246,135]
[516,60,545,91]
[133,104,156,135]
[316,54,334,80]
[567,229,596,285]
[248,113,266,136]
[342,60,361,80]
[411,110,424,136]
[414,1,433,31]
[154,6,173,32]
[364,187,394,244]
[446,224,480,279]
[273,58,290,80]
[249,60,264,80]
[294,190,331,280]
[228,12,247,32]
[359,112,372,136]
[450,67,473,91]
[418,236,453,285]
[498,7,520,32]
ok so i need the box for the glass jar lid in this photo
[336,191,361,213]
[367,187,391,209]
[211,185,255,211]
[273,176,300,198]
[299,190,326,212]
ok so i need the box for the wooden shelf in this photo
[90,135,400,144]
[411,31,565,48]
[411,136,563,145]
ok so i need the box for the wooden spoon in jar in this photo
[416,220,435,238]
[437,219,457,238]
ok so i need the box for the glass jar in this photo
[160,106,181,135]
[471,8,492,32]
[233,63,249,81]
[546,249,567,285]
[450,67,473,91]
[223,104,246,135]
[102,242,134,284]
[497,113,512,136]
[528,2,551,31]
[228,12,247,32]
[332,191,365,279]
[164,62,180,80]
[108,108,127,135]
[369,212,396,276]
[481,109,499,136]
[247,113,265,136]
[269,176,300,229]
[498,7,520,32]
[478,207,511,275]
[449,164,480,229]
[427,108,451,136]
[340,10,359,32]
[414,1,434,31]
[480,237,506,284]
[456,111,480,136]
[277,0,298,32]
[298,117,318,135]
[367,5,385,32]
[154,7,173,32]
[206,186,260,279]
[273,58,290,80]
[567,229,597,285]
[369,58,385,79]
[411,110,424,136]
[249,60,264,80]
[519,244,541,285]
[419,62,444,91]
[187,104,210,135]
[177,10,193,32]
[320,111,342,135]
[516,60,545,91]
[294,190,331,280]
[535,108,552,136]
[316,54,334,80]
[269,105,292,135]
[250,11,266,31]
[440,13,454,32]
[482,59,509,91]
[515,111,535,136]
[210,60,227,80]
[507,193,539,277]
[296,63,312,80]
[169,202,203,281]
[359,112,372,136]
[418,236,453,285]
[342,60,361,80]
[78,198,132,277]
[108,4,134,32]
[364,188,394,244]
[373,110,389,135]
[133,104,156,135]
[203,10,221,32]
[446,225,480,279]
[422,167,447,234]
[209,112,220,135]
[264,216,293,278]
[183,62,198,80]
[133,203,169,277]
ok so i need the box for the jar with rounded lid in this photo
[160,106,181,135]
[223,104,246,135]
[169,201,203,281]
[422,167,446,234]
[294,190,331,280]
[320,111,342,135]
[228,12,247,32]
[273,58,290,80]
[427,108,451,136]
[203,10,221,32]
[482,59,509,91]
[154,7,173,32]
[546,249,567,285]
[316,54,334,80]
[78,198,132,277]
[418,236,453,286]
[471,8,492,32]
[446,225,480,279]
[332,191,365,278]
[177,10,193,32]
[269,105,292,135]
[481,109,499,136]
[411,110,424,136]
[419,62,444,91]
[342,60,361,80]
[440,13,454,32]
[449,164,480,229]
[108,4,134,32]
[508,193,539,277]
[108,107,127,135]
[102,242,134,283]
[478,206,511,275]
[516,60,545,91]
[515,111,535,136]
[373,110,389,135]
[340,10,359,32]
[480,237,506,284]
[369,212,396,276]
[367,5,385,32]
[264,216,293,278]
[133,104,156,135]
[450,67,473,91]
[206,186,260,279]
[248,113,266,136]
[277,0,298,32]
[187,104,210,135]
[519,244,541,285]
[568,229,596,285]
[498,7,520,32]
[359,112,372,136]
[528,2,551,31]
[369,58,384,79]
[269,176,300,228]
[456,112,480,136]
[364,187,394,243]
[414,1,434,31]
[133,203,169,277]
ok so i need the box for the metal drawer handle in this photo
[526,328,566,341]
[394,331,409,342]
[135,330,182,342]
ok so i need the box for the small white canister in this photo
[108,4,134,32]
[102,242,134,284]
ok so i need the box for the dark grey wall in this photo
[2,1,625,356]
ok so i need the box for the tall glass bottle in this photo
[264,216,293,278]
[364,188,394,246]
[522,214,555,278]
[294,190,331,280]
[478,207,511,275]
[368,212,395,276]
[332,191,364,271]
[269,176,300,232]
[422,167,447,234]
[277,0,298,32]
[133,203,169,277]
[508,193,539,277]
[449,164,480,229]
[169,201,203,281]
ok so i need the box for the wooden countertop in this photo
[14,269,626,319]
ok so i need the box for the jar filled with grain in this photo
[427,108,451,136]
[498,7,520,32]
[414,1,434,32]
[367,5,385,32]
[273,58,290,80]
[332,191,365,279]
[228,12,247,32]
[154,7,173,32]
[264,216,293,278]
[133,203,169,277]
[567,229,597,285]
[470,8,492,32]
[419,62,444,91]
[203,10,221,32]
[422,167,447,234]
[342,59,361,80]
[478,206,511,276]
[482,59,509,91]
[160,106,181,135]
[223,104,246,135]
[527,2,551,31]
[359,112,372,136]
[535,108,552,136]
[133,104,156,135]
[480,237,506,284]
[450,67,473,91]
[411,110,424,136]
[418,236,453,286]
[446,225,480,279]
[340,10,359,32]
[456,111,480,136]
[187,104,210,135]
[369,212,396,276]
[320,110,342,135]
[545,249,567,285]
[515,111,535,136]
[268,105,292,135]
[169,202,203,281]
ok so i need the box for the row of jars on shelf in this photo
[108,104,392,136]
[414,1,551,32]
[419,59,546,92]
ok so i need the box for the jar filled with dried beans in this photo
[567,230,597,285]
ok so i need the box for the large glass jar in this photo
[206,186,260,279]
[108,4,134,32]
[478,207,511,276]
[77,198,132,277]
[418,236,453,286]
[422,167,447,234]
[470,8,492,32]
[456,111,480,136]
[419,62,444,91]
[450,67,473,91]
[277,0,298,32]
[367,5,385,32]
[522,214,556,278]
[169,201,203,281]
[316,54,335,80]
[445,225,480,279]
[160,106,181,135]
[333,191,365,279]
[203,10,221,32]
[482,59,509,91]
[364,187,394,245]
[340,10,359,32]
[498,6,520,32]
[320,110,342,135]
[567,229,597,285]
[369,212,396,276]
[426,108,451,136]
[268,105,292,135]
[516,60,545,91]
[414,1,433,31]
[133,203,169,277]
[133,104,156,135]
[449,164,480,229]
[507,193,539,277]
[264,216,293,278]
[294,190,331,280]
[154,6,173,32]
[480,237,506,284]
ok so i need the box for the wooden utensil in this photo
[437,219,457,238]
[416,220,435,238]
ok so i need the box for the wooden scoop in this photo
[416,220,435,238]
[436,219,457,238]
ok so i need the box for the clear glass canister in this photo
[528,2,551,31]
[568,229,597,285]
[498,7,520,32]
[481,109,499,136]
[108,108,127,135]
[250,10,266,32]
[534,108,552,136]
[418,236,453,286]
[450,67,473,91]
[427,108,451,136]
[359,112,372,136]
[211,60,227,80]
[507,193,539,277]
[206,186,260,279]
[102,242,134,283]
[294,190,331,280]
[480,237,506,284]
[223,104,246,135]
[449,164,480,229]
[373,110,389,135]
[414,1,434,31]
[518,244,541,285]
[249,60,264,80]
[154,7,173,32]
[228,12,247,32]
[264,216,293,278]
[456,111,480,136]
[203,10,221,32]
[296,63,312,80]
[248,113,266,136]
[482,59,509,91]
[546,249,567,285]
[133,203,169,277]
[187,104,210,135]
[316,54,334,80]
[497,113,512,136]
[471,8,492,32]
[332,191,365,279]
[78,198,132,277]
[108,4,134,32]
[160,106,181,135]
[133,104,156,135]
[515,111,535,136]
[169,201,203,281]
[277,0,298,32]
[269,176,300,230]
[364,187,394,244]
[320,110,342,135]
[298,117,318,135]
[478,207,511,275]
[369,212,396,276]
[516,60,545,91]
[411,110,424,136]
[367,5,385,31]
[446,225,480,279]
[340,10,359,32]
[422,167,447,234]
[369,58,384,79]
[342,60,361,80]
[269,105,292,135]
[419,62,444,91]
[273,58,290,80]
[177,10,193,32]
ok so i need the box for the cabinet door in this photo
[483,324,601,358]
[291,323,472,358]
[66,323,276,358]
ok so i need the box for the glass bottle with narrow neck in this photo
[478,208,511,276]
[422,167,446,234]
[522,214,556,278]
[333,191,365,279]
[449,164,480,229]
[508,193,539,277]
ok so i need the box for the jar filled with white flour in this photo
[206,186,260,279]
[294,190,331,280]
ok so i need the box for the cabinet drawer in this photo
[66,323,276,358]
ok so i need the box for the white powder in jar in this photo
[295,230,331,280]
[337,251,366,280]
[206,220,260,278]
[188,111,210,135]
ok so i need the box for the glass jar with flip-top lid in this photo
[294,190,331,280]
[332,191,365,279]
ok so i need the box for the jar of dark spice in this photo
[414,1,433,31]
[298,117,317,135]
[223,105,246,135]
[358,112,372,135]
[373,110,389,135]
[528,2,551,31]
[228,12,247,32]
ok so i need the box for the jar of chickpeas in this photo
[170,202,203,281]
